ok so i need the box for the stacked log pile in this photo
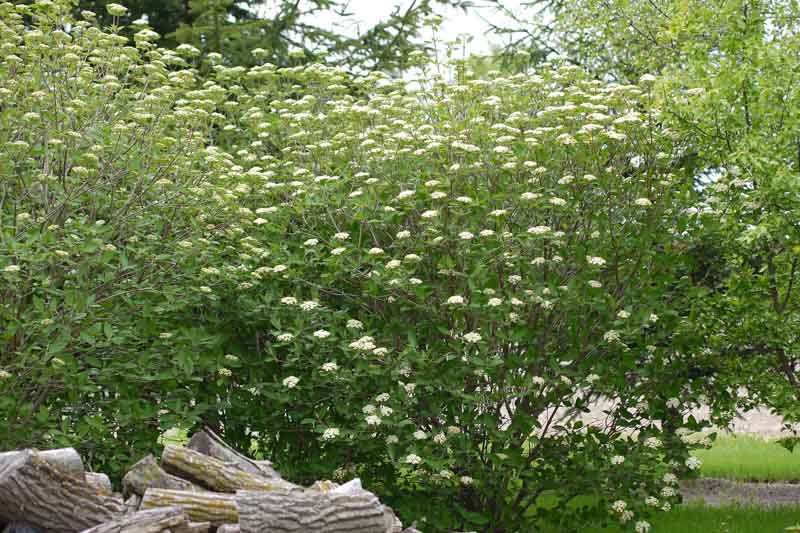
[0,428,421,533]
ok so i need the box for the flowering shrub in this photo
[192,62,714,531]
[0,0,235,474]
[1,1,717,531]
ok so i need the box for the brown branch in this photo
[779,256,799,314]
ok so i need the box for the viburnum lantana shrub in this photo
[189,65,714,531]
[0,1,717,531]
[0,0,237,477]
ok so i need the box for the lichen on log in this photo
[160,446,292,493]
[123,455,196,497]
[139,489,238,526]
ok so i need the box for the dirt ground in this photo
[691,406,792,438]
[572,402,793,438]
[680,478,800,507]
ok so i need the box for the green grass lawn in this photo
[634,435,800,532]
[693,435,800,482]
[532,505,800,533]
[593,505,800,533]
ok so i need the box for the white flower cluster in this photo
[282,376,299,388]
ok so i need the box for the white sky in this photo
[268,1,532,58]
[336,1,524,55]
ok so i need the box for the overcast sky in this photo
[281,1,532,57]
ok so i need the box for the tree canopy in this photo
[72,0,471,71]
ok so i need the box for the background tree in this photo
[478,0,571,70]
[73,0,189,47]
[74,0,473,71]
[491,0,800,433]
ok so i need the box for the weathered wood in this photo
[82,510,210,533]
[215,525,239,533]
[160,446,291,493]
[0,450,123,532]
[0,448,84,480]
[79,507,188,533]
[383,506,403,533]
[139,489,238,526]
[124,494,142,515]
[235,479,387,533]
[123,455,196,497]
[307,480,338,492]
[2,522,42,533]
[86,472,113,496]
[253,460,277,473]
[186,429,280,479]
[180,523,210,533]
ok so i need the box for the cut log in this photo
[178,523,210,533]
[79,507,188,533]
[383,506,403,533]
[215,525,239,533]
[160,446,293,493]
[253,460,277,473]
[81,509,209,533]
[86,473,113,496]
[2,523,42,533]
[0,450,124,532]
[139,489,238,526]
[0,448,84,480]
[186,429,280,479]
[235,478,387,533]
[124,495,142,515]
[123,455,196,498]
